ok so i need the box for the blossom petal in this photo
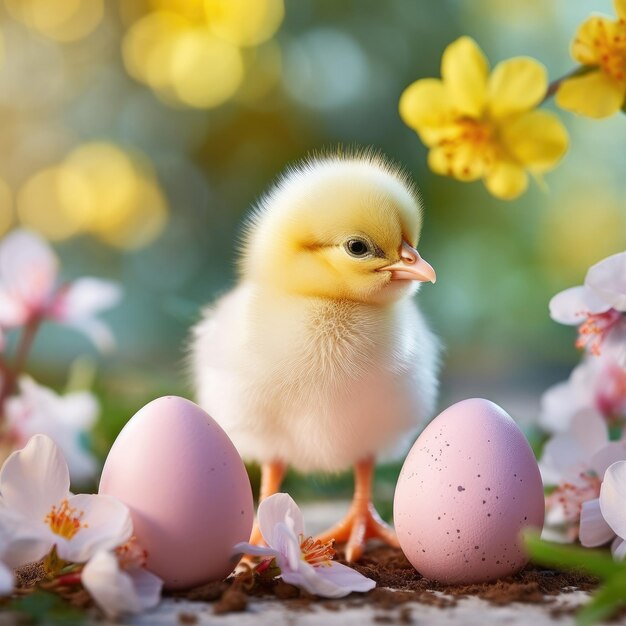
[127,567,163,612]
[399,79,454,145]
[571,17,622,66]
[585,251,626,313]
[591,441,626,478]
[428,143,485,182]
[0,562,13,596]
[556,70,625,119]
[549,286,610,325]
[500,110,568,172]
[281,560,374,598]
[580,499,615,547]
[316,562,376,594]
[0,434,70,520]
[82,551,142,618]
[600,461,626,538]
[257,493,305,545]
[483,159,528,200]
[612,537,626,561]
[56,494,132,563]
[53,278,121,322]
[488,57,547,118]
[0,508,51,569]
[441,36,488,117]
[0,230,58,322]
[232,542,279,559]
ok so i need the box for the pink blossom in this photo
[0,230,121,351]
[550,251,626,365]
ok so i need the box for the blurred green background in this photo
[1,0,625,502]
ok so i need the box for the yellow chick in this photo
[190,150,439,561]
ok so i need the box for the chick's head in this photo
[241,153,436,305]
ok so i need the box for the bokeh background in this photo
[1,0,625,502]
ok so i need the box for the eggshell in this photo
[394,398,544,584]
[99,396,254,590]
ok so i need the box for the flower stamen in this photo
[299,534,335,567]
[44,499,87,540]
[575,309,622,355]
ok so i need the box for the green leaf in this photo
[9,590,86,625]
[577,573,626,626]
[524,532,621,580]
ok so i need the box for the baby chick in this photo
[190,151,439,561]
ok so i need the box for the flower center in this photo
[576,309,622,355]
[586,18,626,82]
[44,499,87,540]
[299,534,335,567]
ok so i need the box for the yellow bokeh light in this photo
[58,142,169,249]
[17,167,84,240]
[6,0,104,43]
[539,189,626,283]
[122,11,191,87]
[205,0,284,47]
[168,28,244,108]
[149,0,205,20]
[0,178,14,236]
[96,177,168,249]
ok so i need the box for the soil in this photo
[172,545,599,619]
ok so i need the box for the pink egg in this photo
[394,398,544,584]
[99,396,254,590]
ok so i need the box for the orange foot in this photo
[249,460,286,545]
[315,456,399,562]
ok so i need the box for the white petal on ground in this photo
[258,493,306,546]
[315,562,376,593]
[82,551,143,618]
[0,434,70,520]
[549,285,610,325]
[0,230,58,324]
[0,507,51,569]
[579,499,615,547]
[585,251,626,312]
[600,461,626,539]
[55,494,133,564]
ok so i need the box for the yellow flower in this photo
[556,0,626,118]
[400,37,568,200]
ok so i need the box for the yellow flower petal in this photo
[484,160,528,200]
[556,70,625,118]
[441,36,489,118]
[488,57,547,118]
[571,16,620,66]
[399,78,452,132]
[428,143,485,182]
[614,0,626,22]
[500,110,568,172]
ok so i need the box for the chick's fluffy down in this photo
[191,154,440,472]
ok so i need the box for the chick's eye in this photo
[345,238,371,258]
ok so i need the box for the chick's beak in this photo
[379,241,436,283]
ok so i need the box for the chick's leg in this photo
[315,456,399,562]
[249,460,286,544]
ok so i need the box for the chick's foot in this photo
[249,459,286,545]
[314,457,399,562]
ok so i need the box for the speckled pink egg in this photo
[99,396,253,590]
[394,398,544,584]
